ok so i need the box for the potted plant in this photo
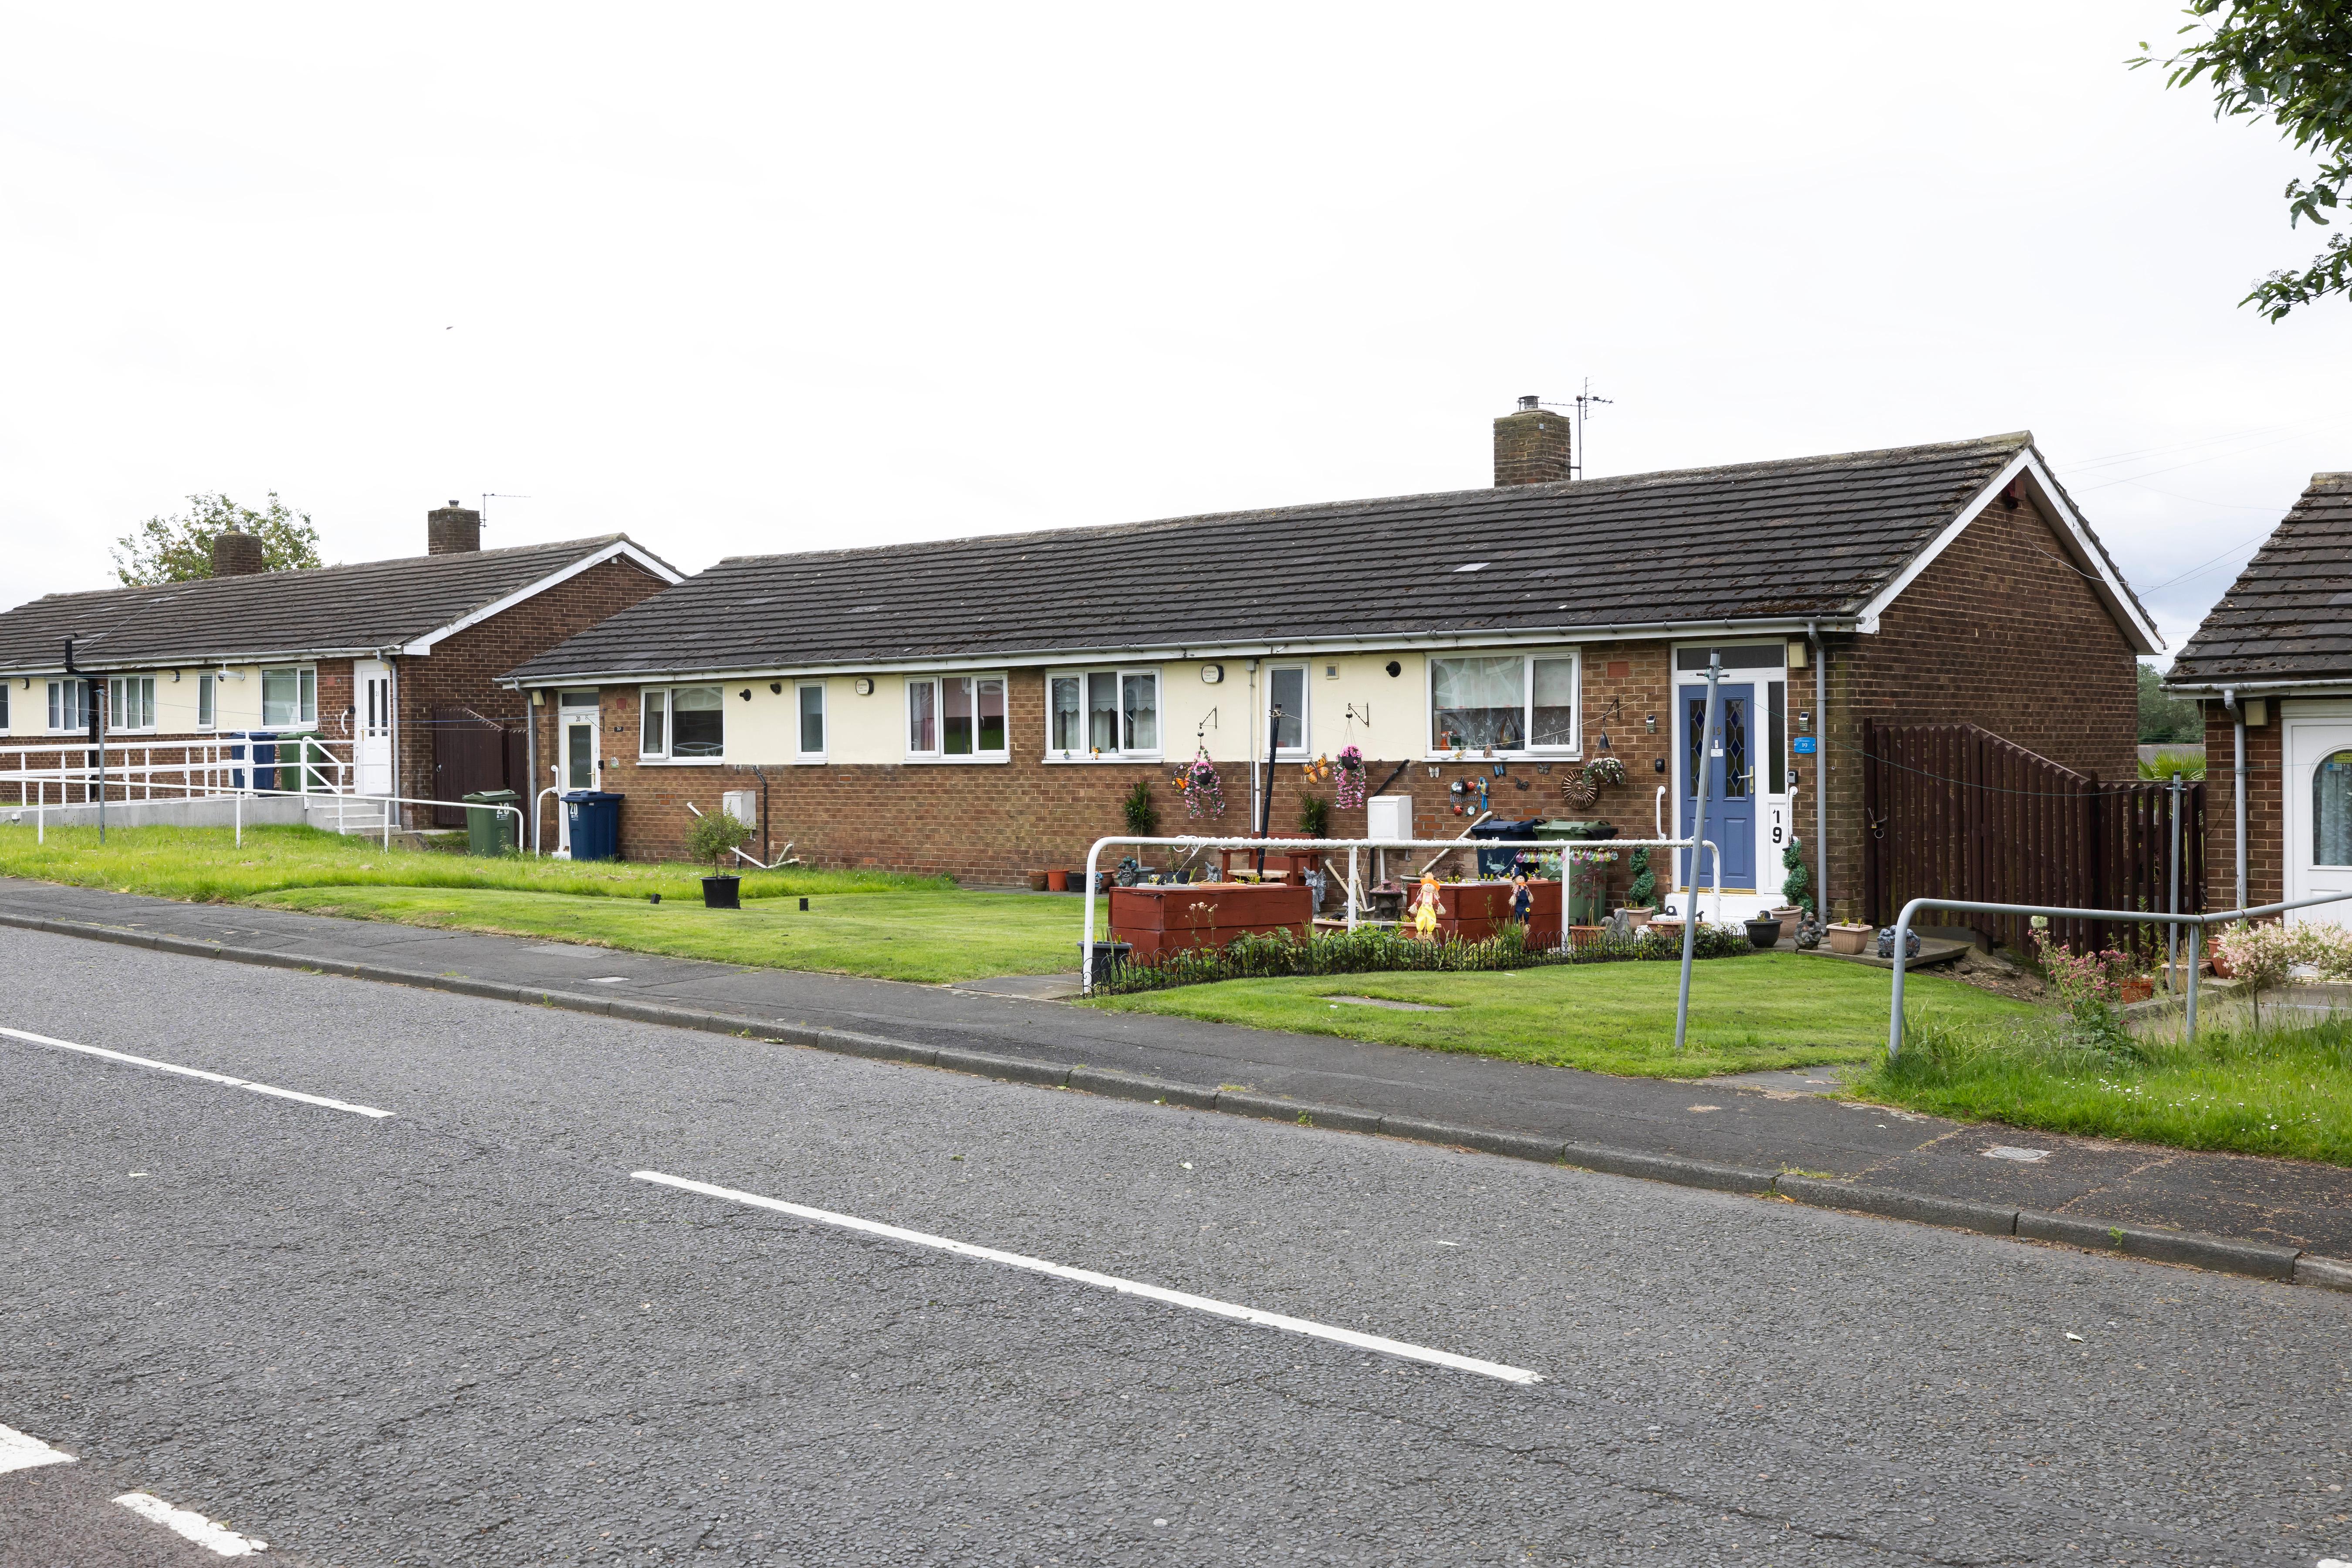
[1298,794,1332,839]
[1619,845,1656,926]
[688,809,753,908]
[1122,777,1160,838]
[1825,919,1875,955]
[1744,915,1784,950]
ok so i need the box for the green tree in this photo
[112,493,324,585]
[2136,1,2352,319]
[2138,662,2203,743]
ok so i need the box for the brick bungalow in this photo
[0,504,678,830]
[500,411,2157,919]
[2163,472,2352,920]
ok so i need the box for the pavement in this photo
[3,877,2351,1269]
[4,925,2349,1565]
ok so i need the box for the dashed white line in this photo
[114,1491,267,1556]
[0,1422,75,1475]
[0,1027,392,1119]
[631,1169,1544,1386]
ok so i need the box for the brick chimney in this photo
[211,530,266,576]
[427,500,481,555]
[1493,395,1573,486]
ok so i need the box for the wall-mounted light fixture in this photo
[738,688,752,702]
[1385,660,1402,677]
[1200,664,1223,685]
[853,678,874,696]
[1645,713,1657,733]
[769,681,782,695]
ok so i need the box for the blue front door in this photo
[1680,682,1756,890]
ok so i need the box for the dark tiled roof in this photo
[0,536,660,672]
[2167,475,2352,686]
[509,433,2052,682]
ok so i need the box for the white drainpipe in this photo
[2224,686,2246,911]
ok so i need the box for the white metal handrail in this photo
[1078,831,1723,999]
[1885,889,2352,1055]
[0,733,357,807]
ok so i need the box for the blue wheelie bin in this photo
[564,791,624,861]
[1466,816,1544,878]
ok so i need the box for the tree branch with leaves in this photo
[112,493,324,585]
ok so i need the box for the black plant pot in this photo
[1744,917,1782,950]
[702,875,742,909]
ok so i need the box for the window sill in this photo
[637,756,727,766]
[903,754,1012,765]
[1040,753,1166,764]
[794,754,828,765]
[1421,750,1582,764]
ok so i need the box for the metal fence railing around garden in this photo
[1884,890,2352,1058]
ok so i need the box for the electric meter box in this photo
[1365,794,1413,843]
[720,788,758,826]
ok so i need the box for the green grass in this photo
[253,884,1102,984]
[1087,952,2038,1078]
[0,824,942,903]
[1852,1003,2352,1165]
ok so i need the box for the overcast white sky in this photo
[4,3,2346,659]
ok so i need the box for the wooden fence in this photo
[1861,721,2204,956]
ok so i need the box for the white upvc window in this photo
[1045,667,1161,759]
[196,674,216,730]
[0,682,8,731]
[260,666,317,728]
[47,678,88,733]
[1427,651,1579,756]
[1266,663,1310,760]
[640,684,723,761]
[106,675,157,733]
[907,674,1008,760]
[796,681,827,761]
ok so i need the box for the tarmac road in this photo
[2,925,2347,1567]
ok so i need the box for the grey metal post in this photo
[1673,654,1722,1052]
[96,683,107,845]
[1811,621,1828,920]
[2167,770,2183,987]
[1345,845,1359,933]
[2184,919,2200,1042]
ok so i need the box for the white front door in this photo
[355,660,393,795]
[2284,701,2352,924]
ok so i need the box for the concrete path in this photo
[5,927,2349,1565]
[4,875,2351,1263]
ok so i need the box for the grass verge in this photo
[1086,953,2038,1078]
[1852,1001,2352,1165]
[253,884,1104,984]
[0,825,942,902]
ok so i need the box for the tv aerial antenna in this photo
[1538,379,1613,480]
[480,493,532,534]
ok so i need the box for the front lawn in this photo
[252,884,1103,985]
[0,825,940,903]
[1851,1004,2352,1166]
[1086,953,2039,1078]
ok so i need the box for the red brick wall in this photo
[2202,702,2278,912]
[393,556,670,824]
[1817,491,2142,922]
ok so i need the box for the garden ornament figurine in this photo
[1411,874,1442,941]
[1510,872,1532,926]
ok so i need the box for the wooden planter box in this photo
[1110,882,1313,961]
[1431,879,1561,946]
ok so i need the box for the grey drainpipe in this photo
[2225,687,2246,911]
[1810,620,1828,920]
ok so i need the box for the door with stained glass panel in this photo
[1677,682,1756,891]
[2284,707,2352,923]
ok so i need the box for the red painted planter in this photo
[1111,882,1313,960]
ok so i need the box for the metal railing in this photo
[7,783,523,852]
[0,734,358,807]
[1077,831,1723,997]
[1885,889,2352,1057]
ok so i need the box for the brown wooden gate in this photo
[1861,721,2203,955]
[428,706,527,827]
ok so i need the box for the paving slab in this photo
[5,874,2350,1260]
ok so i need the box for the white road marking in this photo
[632,1169,1543,1386]
[0,1423,75,1475]
[0,1027,392,1119]
[114,1491,267,1556]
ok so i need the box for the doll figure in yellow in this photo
[1411,874,1442,940]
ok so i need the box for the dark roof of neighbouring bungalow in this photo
[506,431,2156,683]
[0,536,676,673]
[2166,474,2352,688]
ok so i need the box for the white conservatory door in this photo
[355,660,393,795]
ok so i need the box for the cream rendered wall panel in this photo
[830,674,917,763]
[710,683,802,763]
[1303,653,1424,760]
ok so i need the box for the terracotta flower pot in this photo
[1046,870,1070,892]
[1825,922,1874,956]
[2117,977,2155,1005]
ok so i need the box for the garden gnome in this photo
[1411,874,1442,941]
[1510,871,1532,926]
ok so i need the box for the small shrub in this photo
[1298,794,1332,838]
[1122,778,1160,838]
[686,810,752,870]
[1780,836,1815,916]
[1626,846,1656,909]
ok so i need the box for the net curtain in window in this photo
[2317,751,2352,868]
